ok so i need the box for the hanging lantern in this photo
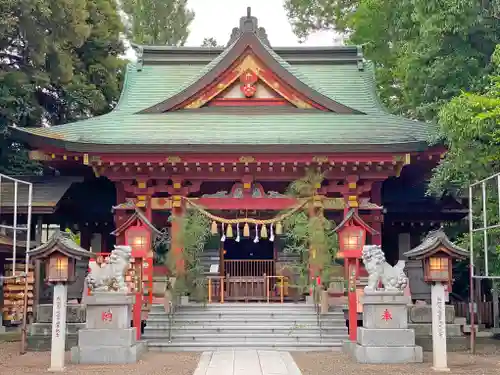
[243,223,250,237]
[226,224,233,238]
[269,223,275,242]
[260,224,268,239]
[125,224,151,258]
[211,221,218,235]
[275,222,283,235]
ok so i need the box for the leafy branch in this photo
[166,209,211,302]
[282,169,340,294]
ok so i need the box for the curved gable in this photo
[138,32,363,114]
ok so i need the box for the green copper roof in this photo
[13,32,434,153]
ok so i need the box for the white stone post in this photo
[49,283,68,372]
[431,281,449,372]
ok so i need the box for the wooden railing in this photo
[206,274,288,303]
[223,259,274,277]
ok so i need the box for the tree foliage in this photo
[285,0,500,121]
[428,45,500,196]
[283,169,339,291]
[0,0,126,174]
[201,37,222,48]
[429,45,500,276]
[122,0,194,45]
[166,209,211,300]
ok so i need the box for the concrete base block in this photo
[416,336,469,352]
[357,327,415,347]
[352,344,423,364]
[409,323,463,337]
[78,328,136,347]
[71,341,146,364]
[27,334,78,351]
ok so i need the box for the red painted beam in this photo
[105,171,392,182]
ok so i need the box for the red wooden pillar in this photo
[171,195,185,274]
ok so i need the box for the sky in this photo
[123,1,340,60]
[186,0,338,47]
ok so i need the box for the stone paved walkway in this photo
[193,350,302,375]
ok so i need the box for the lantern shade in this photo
[125,225,151,258]
[333,209,378,259]
[46,254,76,283]
[338,225,366,258]
[425,256,450,282]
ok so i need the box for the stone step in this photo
[146,340,343,352]
[146,317,346,326]
[149,304,330,312]
[144,325,347,334]
[148,312,337,320]
[144,332,347,343]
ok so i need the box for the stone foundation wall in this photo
[407,304,468,352]
[27,304,86,351]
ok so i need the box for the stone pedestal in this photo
[27,304,86,351]
[71,293,145,364]
[408,304,468,351]
[345,290,423,364]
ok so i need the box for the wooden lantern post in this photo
[125,224,151,340]
[404,229,468,372]
[334,209,378,342]
[28,232,91,372]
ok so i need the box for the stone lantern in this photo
[404,228,468,372]
[29,231,92,372]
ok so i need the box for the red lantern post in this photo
[338,223,366,342]
[125,224,151,340]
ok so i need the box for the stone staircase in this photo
[144,303,348,351]
[199,247,220,275]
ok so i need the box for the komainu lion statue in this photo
[361,245,408,292]
[86,245,132,292]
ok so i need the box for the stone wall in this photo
[27,304,86,351]
[407,304,468,351]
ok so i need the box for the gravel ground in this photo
[293,341,500,375]
[0,342,200,375]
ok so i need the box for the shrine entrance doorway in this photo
[222,238,276,302]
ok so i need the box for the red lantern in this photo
[125,224,151,258]
[338,224,366,258]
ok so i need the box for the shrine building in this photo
[9,9,467,306]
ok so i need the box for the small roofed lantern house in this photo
[404,228,469,287]
[29,231,93,284]
[10,8,459,304]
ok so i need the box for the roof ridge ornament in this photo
[227,6,270,47]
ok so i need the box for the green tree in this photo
[428,45,500,276]
[285,0,500,121]
[0,0,126,174]
[285,0,357,38]
[122,0,194,45]
[201,37,221,48]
